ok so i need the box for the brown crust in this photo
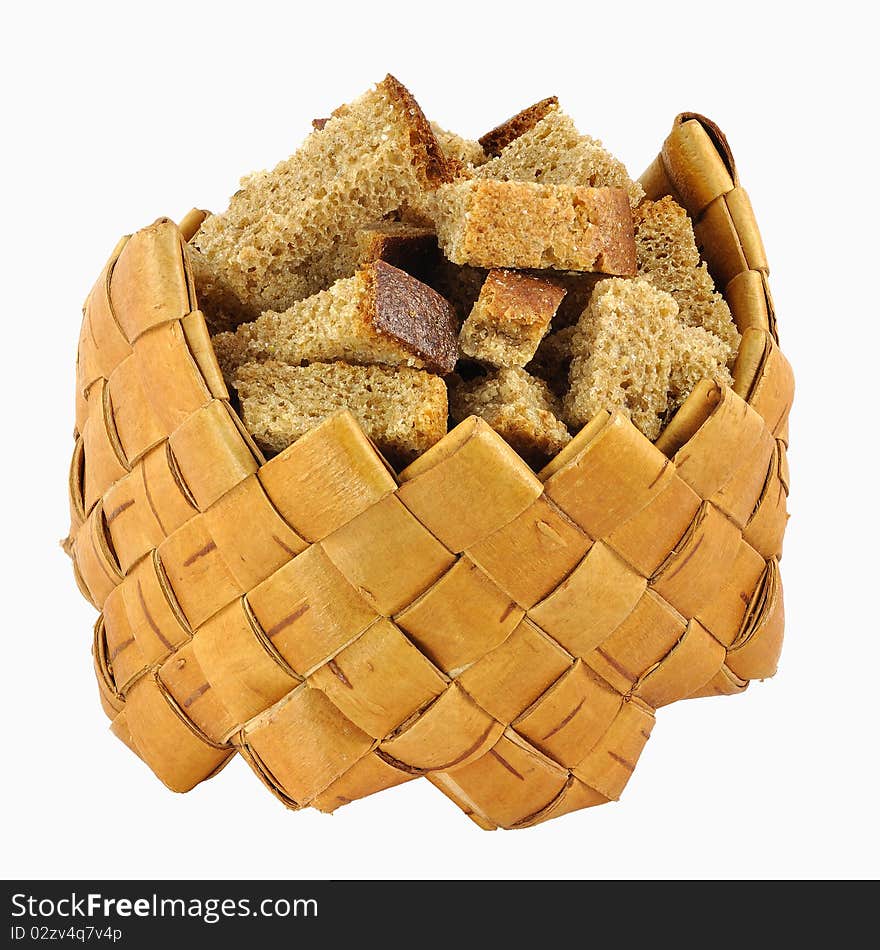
[592,189,637,277]
[311,117,329,131]
[478,97,559,157]
[482,269,567,324]
[459,270,565,368]
[357,222,440,285]
[443,180,636,275]
[381,74,454,187]
[368,261,459,375]
[459,268,565,367]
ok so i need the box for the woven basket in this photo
[65,114,793,830]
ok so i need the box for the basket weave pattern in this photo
[66,115,793,829]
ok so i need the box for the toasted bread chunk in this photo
[479,97,559,157]
[212,261,458,380]
[564,278,678,439]
[194,75,453,311]
[634,196,740,355]
[234,360,447,464]
[478,109,644,207]
[564,278,731,440]
[460,270,565,367]
[430,179,636,274]
[449,367,571,466]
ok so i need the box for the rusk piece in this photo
[478,109,644,207]
[478,97,559,157]
[564,278,731,440]
[211,261,458,380]
[356,222,468,319]
[459,269,566,367]
[634,196,740,354]
[564,278,678,439]
[449,367,571,466]
[430,179,636,274]
[194,75,453,311]
[234,360,447,464]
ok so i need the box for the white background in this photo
[2,0,877,881]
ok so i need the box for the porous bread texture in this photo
[478,97,560,157]
[431,123,488,168]
[196,80,739,463]
[211,261,458,381]
[429,179,637,274]
[449,367,571,466]
[477,109,644,208]
[234,360,447,464]
[459,269,565,367]
[667,323,733,409]
[184,243,254,334]
[526,325,577,396]
[564,279,677,439]
[194,75,452,312]
[634,196,740,355]
[564,278,732,440]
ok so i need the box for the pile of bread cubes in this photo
[193,76,739,469]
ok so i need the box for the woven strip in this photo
[66,115,793,829]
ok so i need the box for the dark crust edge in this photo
[456,180,636,276]
[478,96,560,157]
[369,260,459,375]
[592,188,637,277]
[482,269,568,318]
[382,74,454,187]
